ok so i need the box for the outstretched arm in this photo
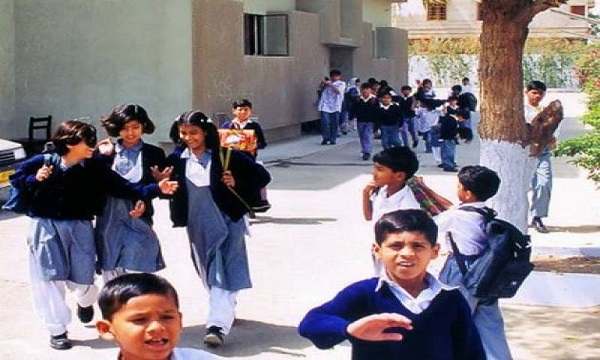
[362,182,377,221]
[347,313,412,342]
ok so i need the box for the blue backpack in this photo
[2,153,57,214]
[448,206,535,299]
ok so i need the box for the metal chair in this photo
[15,116,52,157]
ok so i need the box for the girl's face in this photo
[67,140,95,161]
[119,120,144,148]
[178,124,206,154]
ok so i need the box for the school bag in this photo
[2,153,57,214]
[448,206,535,299]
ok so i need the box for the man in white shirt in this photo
[317,69,346,145]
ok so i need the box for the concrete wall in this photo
[0,0,16,137]
[363,0,392,27]
[242,0,296,13]
[9,0,192,144]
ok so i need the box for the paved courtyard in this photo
[0,91,599,359]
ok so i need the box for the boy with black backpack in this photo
[434,165,514,360]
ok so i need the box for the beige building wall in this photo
[1,0,407,143]
[0,0,16,137]
[393,0,593,39]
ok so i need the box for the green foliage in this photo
[555,42,600,184]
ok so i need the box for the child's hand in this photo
[151,166,173,182]
[35,164,53,182]
[363,181,378,196]
[97,138,114,156]
[129,200,145,218]
[158,178,179,195]
[347,313,413,342]
[222,170,235,187]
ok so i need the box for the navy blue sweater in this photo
[298,278,485,360]
[166,146,271,226]
[377,104,404,127]
[9,153,160,220]
[352,98,379,123]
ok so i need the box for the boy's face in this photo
[380,95,392,106]
[373,231,439,288]
[67,140,95,161]
[360,88,371,98]
[232,106,252,122]
[402,89,411,97]
[372,162,406,187]
[525,88,546,107]
[96,294,182,360]
[331,74,342,82]
[457,182,475,203]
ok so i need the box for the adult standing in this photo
[318,69,346,145]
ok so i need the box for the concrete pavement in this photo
[0,90,599,359]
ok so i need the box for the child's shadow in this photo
[251,216,337,225]
[180,319,314,358]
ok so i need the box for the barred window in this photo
[427,3,447,21]
[244,14,289,56]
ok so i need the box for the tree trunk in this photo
[478,3,534,232]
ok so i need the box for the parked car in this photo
[0,139,27,200]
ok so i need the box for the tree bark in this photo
[477,0,563,231]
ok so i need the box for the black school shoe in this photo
[77,304,94,324]
[252,200,272,213]
[203,326,224,347]
[531,216,549,233]
[50,332,72,350]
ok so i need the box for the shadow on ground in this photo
[251,216,337,226]
[504,304,600,359]
[546,225,600,234]
[178,319,313,358]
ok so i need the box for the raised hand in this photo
[347,313,413,342]
[158,178,179,195]
[35,164,53,182]
[97,138,115,156]
[129,200,146,218]
[151,166,173,182]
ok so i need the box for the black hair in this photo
[169,110,220,150]
[372,146,419,179]
[98,273,179,321]
[375,209,438,246]
[458,165,500,201]
[451,84,462,93]
[462,77,470,82]
[379,80,389,87]
[367,77,378,85]
[379,92,393,99]
[526,80,547,92]
[100,104,155,138]
[232,99,253,109]
[421,78,432,86]
[360,83,372,90]
[401,85,412,92]
[51,120,97,156]
[329,69,342,77]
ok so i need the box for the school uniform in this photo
[299,274,485,360]
[95,141,167,282]
[370,185,420,223]
[116,347,218,359]
[10,152,161,336]
[377,103,403,149]
[436,202,513,360]
[318,80,346,144]
[352,94,379,156]
[167,146,270,335]
[398,95,417,147]
[438,114,459,171]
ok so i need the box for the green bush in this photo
[555,42,600,185]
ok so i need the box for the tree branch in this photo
[514,0,567,25]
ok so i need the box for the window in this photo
[244,14,289,56]
[426,3,447,21]
[570,5,585,16]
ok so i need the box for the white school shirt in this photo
[434,201,488,256]
[318,80,346,113]
[370,185,420,222]
[376,271,456,314]
[181,148,211,187]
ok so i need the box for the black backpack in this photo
[448,206,534,299]
[459,92,478,112]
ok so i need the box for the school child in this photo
[439,109,470,172]
[362,146,420,222]
[96,104,171,283]
[318,69,346,145]
[435,165,512,360]
[352,83,379,161]
[298,209,485,360]
[420,100,443,165]
[415,78,436,102]
[8,120,178,350]
[398,85,418,148]
[96,273,217,360]
[219,99,270,212]
[342,77,361,133]
[167,111,271,347]
[377,92,403,150]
